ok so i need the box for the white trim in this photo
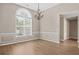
[77,41,79,48]
[60,39,65,42]
[0,39,36,46]
[0,32,39,46]
[77,40,79,43]
[32,32,40,39]
[0,32,60,46]
[41,38,59,43]
[40,32,59,43]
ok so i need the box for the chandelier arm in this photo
[34,3,44,20]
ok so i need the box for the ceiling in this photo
[16,3,60,11]
[62,10,79,18]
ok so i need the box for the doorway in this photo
[68,17,78,41]
[60,15,78,47]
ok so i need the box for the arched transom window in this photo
[16,8,32,36]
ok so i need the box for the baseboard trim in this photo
[59,39,68,42]
[69,37,77,40]
[0,39,37,46]
[40,38,59,43]
[0,32,39,46]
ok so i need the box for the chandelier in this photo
[34,3,44,20]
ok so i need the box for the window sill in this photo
[16,34,32,37]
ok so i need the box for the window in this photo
[16,8,32,36]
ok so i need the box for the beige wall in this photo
[0,4,16,33]
[40,3,79,43]
[0,3,39,39]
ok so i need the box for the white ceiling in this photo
[16,3,59,11]
[62,10,79,18]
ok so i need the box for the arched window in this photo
[16,8,32,36]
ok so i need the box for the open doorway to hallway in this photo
[68,17,78,41]
[60,15,78,47]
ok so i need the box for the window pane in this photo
[16,8,32,36]
[16,27,24,35]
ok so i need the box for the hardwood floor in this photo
[0,39,79,55]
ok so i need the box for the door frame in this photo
[59,15,79,48]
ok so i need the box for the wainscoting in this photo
[40,32,60,43]
[0,32,39,46]
[0,32,60,46]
